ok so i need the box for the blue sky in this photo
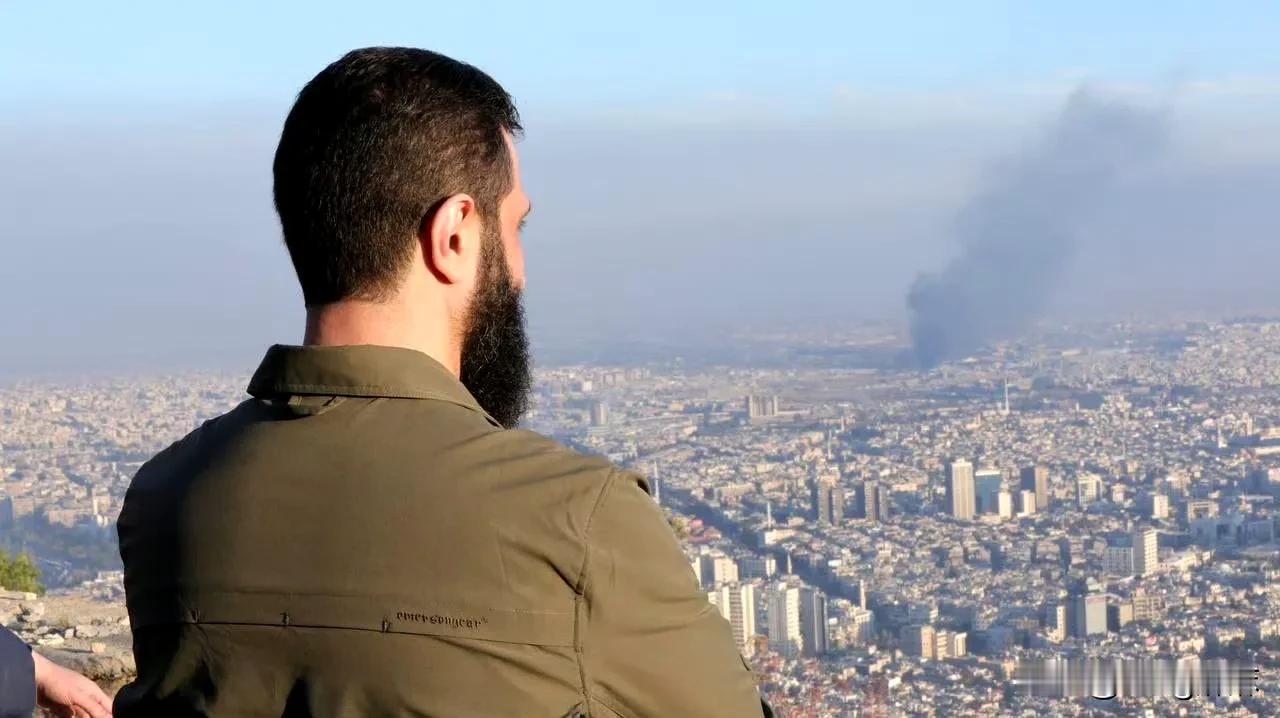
[3,1,1278,118]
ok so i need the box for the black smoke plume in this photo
[907,90,1169,368]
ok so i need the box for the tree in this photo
[0,550,45,595]
[665,511,691,541]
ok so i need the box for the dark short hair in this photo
[273,47,521,306]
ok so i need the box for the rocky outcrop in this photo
[0,590,136,696]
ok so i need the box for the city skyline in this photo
[5,316,1280,712]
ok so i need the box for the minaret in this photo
[1002,378,1011,416]
[766,500,774,529]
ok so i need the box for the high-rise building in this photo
[1017,489,1037,516]
[851,580,868,610]
[740,555,777,579]
[902,624,936,659]
[996,490,1014,519]
[1147,493,1169,520]
[1103,543,1134,576]
[811,480,831,524]
[933,630,967,659]
[697,553,740,589]
[745,395,779,420]
[767,584,803,658]
[1076,473,1103,507]
[856,481,890,522]
[1071,593,1108,638]
[934,630,952,659]
[810,479,844,526]
[949,632,967,658]
[849,607,875,646]
[945,459,976,520]
[712,583,759,657]
[873,481,890,522]
[768,584,826,657]
[1045,603,1068,642]
[811,481,830,524]
[1107,601,1134,632]
[1131,589,1164,623]
[798,587,828,657]
[589,400,609,427]
[854,481,871,519]
[974,469,1003,514]
[1020,465,1050,512]
[1133,527,1159,576]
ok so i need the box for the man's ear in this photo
[421,193,479,284]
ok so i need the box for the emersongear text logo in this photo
[396,612,489,630]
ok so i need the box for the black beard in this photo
[458,230,532,429]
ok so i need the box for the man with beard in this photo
[115,48,771,718]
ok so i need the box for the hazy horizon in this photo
[4,2,1280,376]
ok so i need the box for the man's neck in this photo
[303,300,461,376]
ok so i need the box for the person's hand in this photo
[32,651,113,718]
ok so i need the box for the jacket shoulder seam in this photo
[573,466,622,713]
[575,466,619,594]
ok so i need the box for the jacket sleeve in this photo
[580,471,767,718]
[0,628,35,717]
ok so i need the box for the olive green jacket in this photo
[116,345,770,717]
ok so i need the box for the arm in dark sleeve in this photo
[0,628,35,717]
[581,470,768,718]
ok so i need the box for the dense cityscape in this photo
[3,317,1280,716]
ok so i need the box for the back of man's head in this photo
[272,47,522,308]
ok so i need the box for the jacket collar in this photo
[247,344,500,427]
